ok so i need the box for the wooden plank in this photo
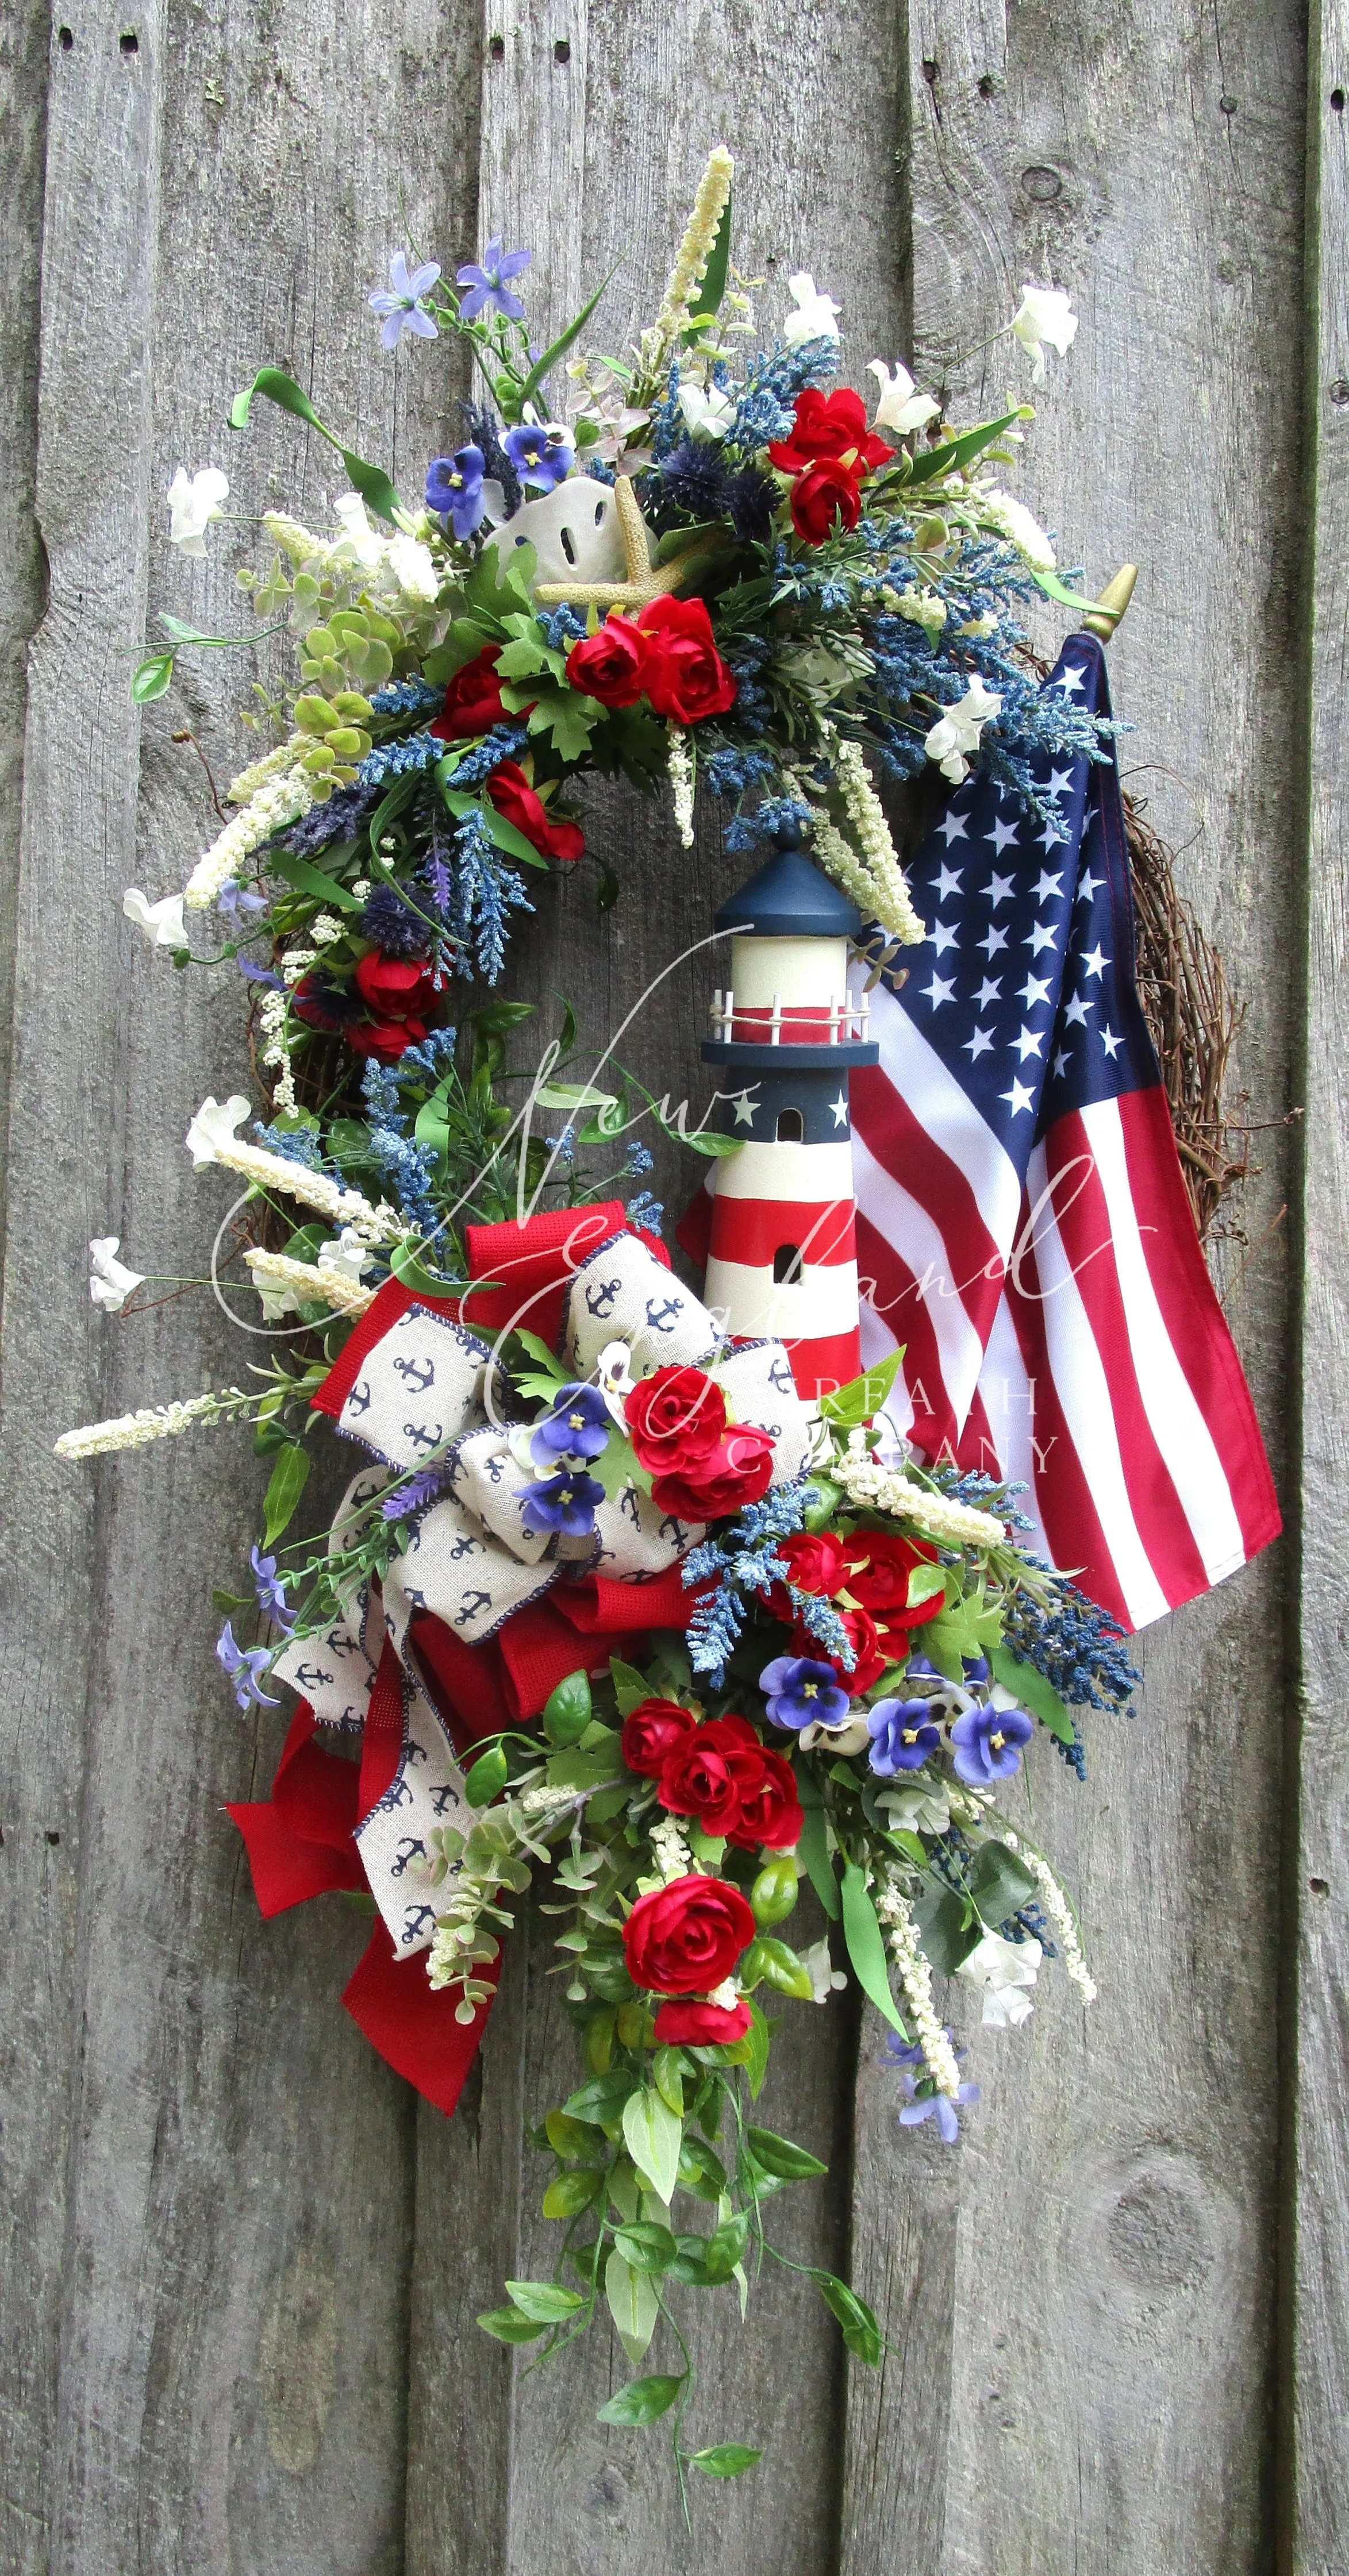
[844,6,1304,2571]
[0,0,48,1247]
[1289,2,1349,2564]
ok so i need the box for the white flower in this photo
[1010,284,1078,385]
[122,887,187,949]
[678,380,735,441]
[706,1977,740,2011]
[981,487,1056,571]
[317,1226,374,1283]
[386,531,440,603]
[783,271,841,349]
[167,465,229,556]
[798,1713,873,1757]
[88,1237,144,1312]
[799,1938,848,2005]
[876,1780,951,1838]
[895,586,948,638]
[923,676,1002,784]
[331,492,386,569]
[867,359,940,437]
[956,1930,1041,2028]
[185,1093,251,1169]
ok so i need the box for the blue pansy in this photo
[456,237,531,322]
[949,1700,1033,1788]
[530,1383,612,1468]
[426,445,489,539]
[503,414,573,491]
[368,251,441,352]
[217,1620,280,1711]
[520,1469,606,1540]
[866,1696,942,1776]
[759,1655,851,1731]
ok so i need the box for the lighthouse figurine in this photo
[698,829,879,1399]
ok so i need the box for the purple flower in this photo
[216,877,268,933]
[426,445,489,539]
[503,414,573,492]
[885,2033,979,2144]
[250,1547,294,1634]
[530,1383,611,1468]
[369,251,442,352]
[866,1696,942,1777]
[238,958,283,989]
[456,237,531,322]
[520,1469,606,1539]
[382,1464,451,1520]
[949,1699,1033,1788]
[217,1619,280,1711]
[759,1655,851,1731]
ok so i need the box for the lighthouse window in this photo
[775,1106,804,1142]
[773,1243,804,1285]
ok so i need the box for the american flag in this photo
[848,633,1280,1631]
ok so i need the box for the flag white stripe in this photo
[852,1130,986,1432]
[868,985,1024,1252]
[975,1293,1052,1562]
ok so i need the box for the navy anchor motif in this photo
[454,1588,494,1627]
[585,1276,621,1319]
[391,1835,427,1876]
[393,1353,436,1394]
[430,1783,462,1818]
[400,1903,438,1946]
[645,1293,685,1335]
[402,1420,444,1455]
[346,1379,372,1417]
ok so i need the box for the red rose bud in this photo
[487,760,585,864]
[726,1746,803,1853]
[838,1530,943,1628]
[564,613,655,708]
[633,595,738,725]
[790,458,864,545]
[767,386,891,476]
[621,1697,699,1780]
[793,1603,894,1695]
[761,1527,846,1622]
[429,646,509,741]
[652,1997,752,2046]
[622,1874,756,1996]
[651,1424,775,1523]
[624,1365,727,1475]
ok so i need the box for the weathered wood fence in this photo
[2,1,1345,2567]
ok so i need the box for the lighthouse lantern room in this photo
[700,830,879,1399]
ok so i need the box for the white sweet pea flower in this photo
[799,1937,848,2004]
[678,380,736,441]
[981,487,1056,571]
[956,1930,1042,2028]
[123,887,187,949]
[386,530,440,603]
[783,271,841,349]
[185,1094,251,1169]
[1010,284,1078,385]
[88,1237,144,1313]
[867,359,940,437]
[317,1227,374,1283]
[331,492,386,569]
[167,466,229,557]
[923,676,1002,785]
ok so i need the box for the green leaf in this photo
[421,618,499,684]
[690,2444,763,2478]
[812,2270,882,2366]
[702,2212,750,2283]
[230,368,401,523]
[542,1668,593,1747]
[911,1886,980,1976]
[990,1643,1075,1745]
[464,1743,509,1805]
[903,407,1031,489]
[691,190,732,329]
[609,1657,652,1716]
[612,2220,678,2275]
[595,861,621,914]
[676,2132,728,2198]
[967,1837,1040,1927]
[262,1441,311,1546]
[514,1329,570,1387]
[506,2277,586,2323]
[563,2070,636,2122]
[622,2085,682,2204]
[906,1562,948,1607]
[1029,564,1112,616]
[797,1801,841,1920]
[439,780,551,872]
[742,1996,771,2101]
[545,2109,595,2156]
[132,650,175,703]
[604,2247,659,2366]
[545,1745,625,1792]
[744,2125,827,2183]
[597,2372,684,2427]
[818,1349,904,1427]
[741,1936,814,2002]
[840,1864,906,2034]
[267,848,364,911]
[477,2305,547,2343]
[517,261,622,417]
[521,686,603,763]
[542,2167,605,2220]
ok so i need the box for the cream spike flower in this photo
[183,765,314,908]
[185,1096,398,1244]
[652,145,734,354]
[244,1249,378,1319]
[835,1430,1006,1547]
[56,1385,251,1460]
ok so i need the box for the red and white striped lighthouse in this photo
[696,833,878,1400]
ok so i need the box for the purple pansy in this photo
[369,251,442,352]
[866,1696,942,1777]
[530,1383,612,1468]
[426,445,489,539]
[456,237,531,322]
[885,2032,980,2144]
[249,1547,294,1634]
[949,1699,1033,1788]
[759,1655,852,1731]
[503,414,573,492]
[217,1619,280,1711]
[520,1469,606,1540]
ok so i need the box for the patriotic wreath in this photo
[62,150,1167,2496]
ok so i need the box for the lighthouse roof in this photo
[715,844,863,938]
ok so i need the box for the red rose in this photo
[790,459,864,545]
[767,387,891,476]
[487,760,585,864]
[429,647,508,741]
[634,596,738,725]
[652,1997,751,2045]
[621,1697,700,1780]
[623,1874,756,1996]
[761,1528,845,1622]
[837,1531,943,1630]
[335,952,441,1062]
[564,613,655,708]
[725,1746,803,1853]
[651,1425,775,1524]
[624,1366,726,1475]
[658,1714,765,1838]
[793,1603,896,1695]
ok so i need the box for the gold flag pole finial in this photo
[1081,563,1138,641]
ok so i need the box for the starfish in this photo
[533,476,713,608]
